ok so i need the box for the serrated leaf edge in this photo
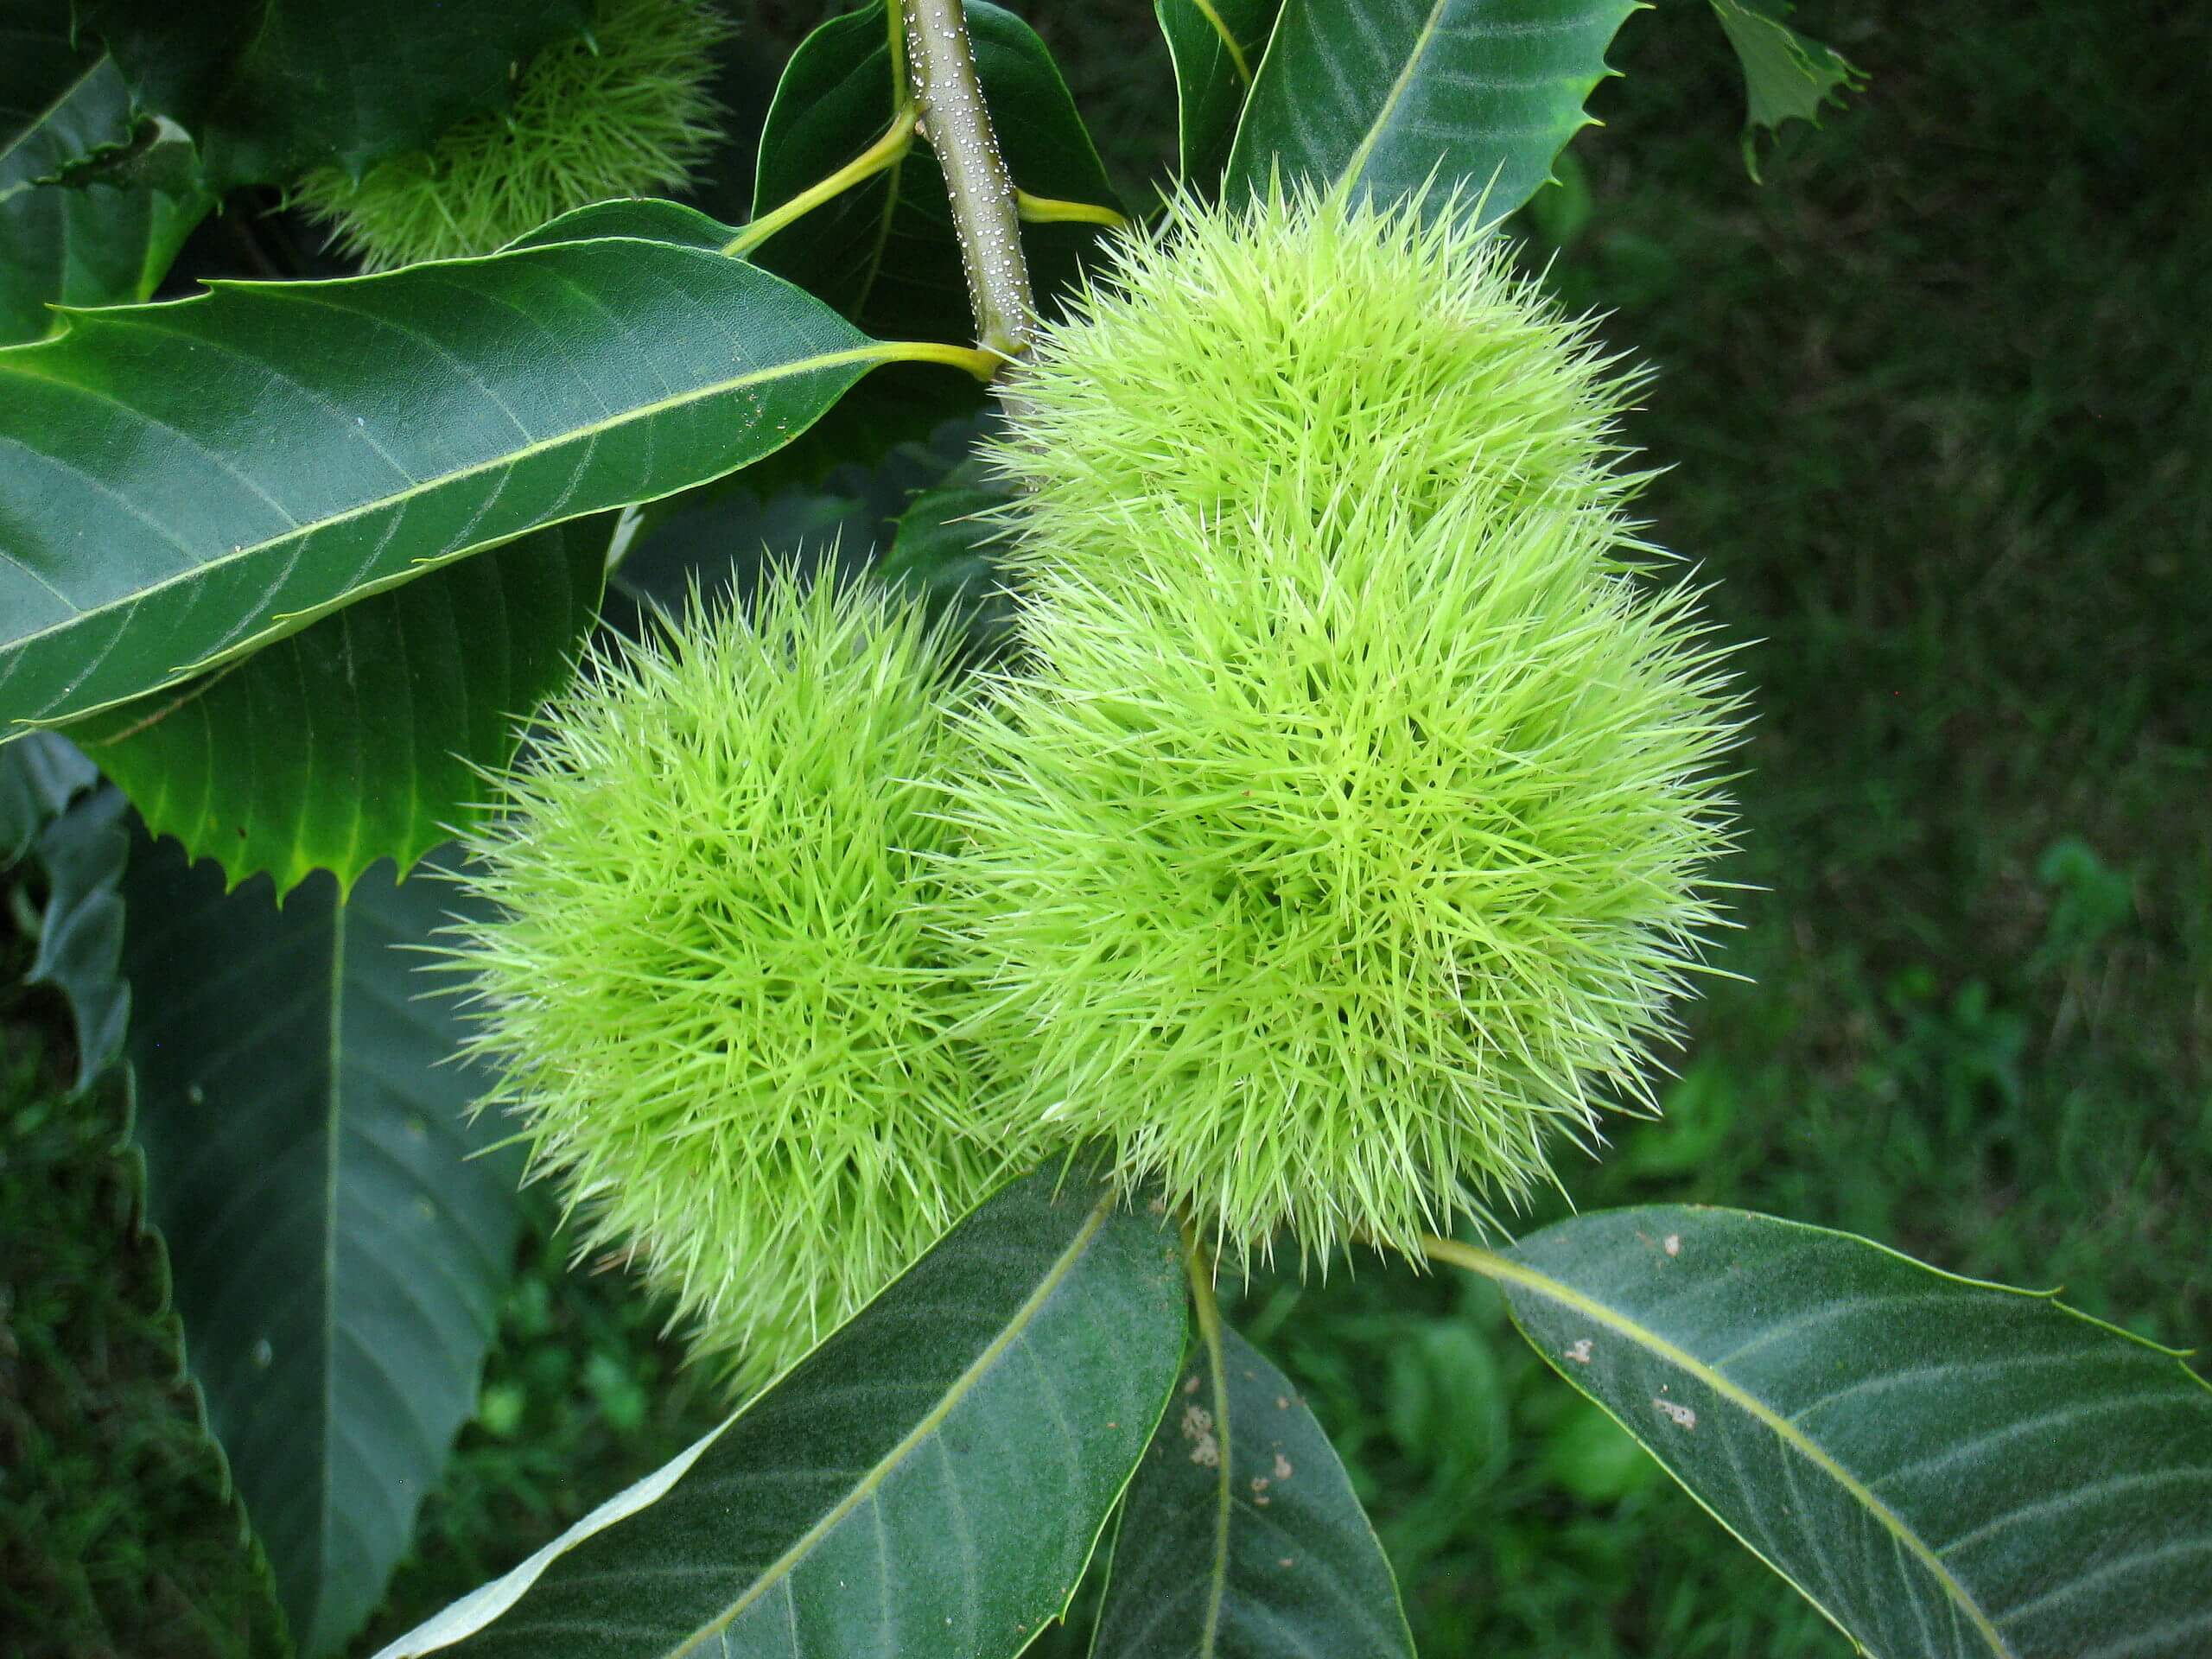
[0,53,128,199]
[112,1058,297,1648]
[1438,1209,2212,1657]
[1236,0,1651,206]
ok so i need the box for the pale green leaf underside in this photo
[1090,1317,1412,1658]
[1461,1206,2212,1659]
[0,200,886,735]
[0,175,207,344]
[123,835,524,1656]
[77,515,608,897]
[1224,0,1644,218]
[384,1166,1188,1659]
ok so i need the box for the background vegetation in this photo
[3,1,2204,1654]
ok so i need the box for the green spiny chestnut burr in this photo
[956,188,1745,1268]
[291,0,729,270]
[444,575,1004,1389]
[988,182,1650,556]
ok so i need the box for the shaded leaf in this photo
[607,486,873,628]
[22,781,130,1089]
[75,516,609,897]
[0,173,206,341]
[1224,0,1643,218]
[0,5,207,342]
[604,407,989,637]
[376,1164,1188,1659]
[42,105,205,195]
[876,461,1017,659]
[121,834,524,1656]
[2,6,137,189]
[733,358,986,504]
[1709,0,1865,181]
[0,727,95,861]
[1539,1394,1661,1503]
[1438,1206,2212,1658]
[75,0,593,189]
[1091,1310,1413,1658]
[748,0,1120,341]
[0,199,895,735]
[1154,0,1281,188]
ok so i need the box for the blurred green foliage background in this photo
[3,2,2205,1655]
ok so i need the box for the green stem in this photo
[722,107,919,258]
[1015,189,1127,230]
[899,0,1033,362]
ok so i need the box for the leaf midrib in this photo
[1195,1282,1232,1656]
[1183,0,1254,85]
[317,884,346,1648]
[1427,1236,2015,1657]
[672,1192,1117,1655]
[1336,0,1449,189]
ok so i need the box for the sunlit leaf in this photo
[0,200,898,736]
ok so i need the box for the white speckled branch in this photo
[900,0,1034,362]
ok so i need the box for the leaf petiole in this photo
[722,106,919,258]
[1015,189,1126,230]
[875,337,1003,381]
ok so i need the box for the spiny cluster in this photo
[953,187,1744,1266]
[449,187,1744,1382]
[293,0,729,270]
[446,575,1003,1389]
[988,183,1651,558]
